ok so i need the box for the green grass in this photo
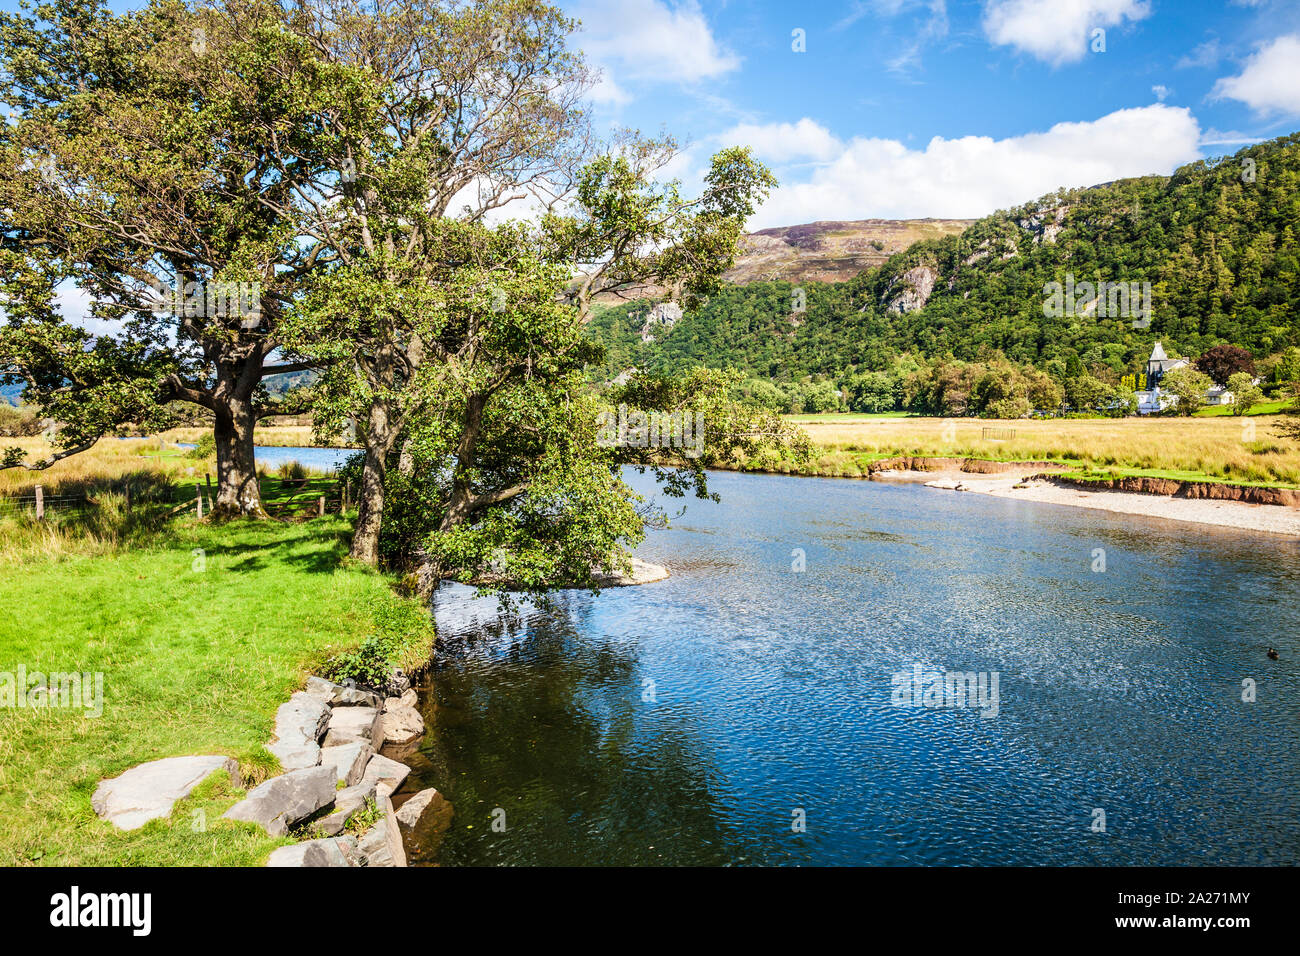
[0,515,432,866]
[784,411,920,421]
[1056,466,1300,490]
[1192,398,1295,417]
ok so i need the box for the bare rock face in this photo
[383,689,418,712]
[323,706,383,748]
[266,836,361,867]
[886,264,938,313]
[379,704,425,746]
[92,755,240,831]
[222,765,337,836]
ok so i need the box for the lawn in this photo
[0,514,431,866]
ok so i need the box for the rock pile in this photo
[92,671,430,868]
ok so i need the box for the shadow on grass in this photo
[213,524,355,576]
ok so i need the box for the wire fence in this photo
[0,477,351,522]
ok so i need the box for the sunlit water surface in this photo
[398,470,1300,866]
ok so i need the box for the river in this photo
[397,469,1300,866]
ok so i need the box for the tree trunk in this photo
[349,402,397,565]
[208,353,267,519]
[211,396,266,518]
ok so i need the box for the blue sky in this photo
[565,0,1300,226]
[37,0,1300,227]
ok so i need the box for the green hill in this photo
[588,133,1300,409]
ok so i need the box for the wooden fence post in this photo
[206,473,213,497]
[196,486,203,519]
[318,495,325,517]
[34,485,44,521]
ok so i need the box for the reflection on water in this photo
[403,470,1300,866]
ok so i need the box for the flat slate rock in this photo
[92,755,239,831]
[323,706,382,748]
[267,692,330,770]
[222,765,336,837]
[305,676,382,708]
[360,753,410,798]
[379,703,424,745]
[319,742,373,787]
[315,781,377,837]
[266,835,360,868]
[394,787,441,829]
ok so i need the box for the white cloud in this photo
[719,118,844,164]
[1151,84,1169,101]
[1175,38,1221,70]
[1211,34,1300,117]
[982,0,1150,66]
[743,104,1202,229]
[572,0,739,86]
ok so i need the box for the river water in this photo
[399,470,1300,866]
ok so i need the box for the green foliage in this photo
[276,460,307,481]
[320,594,434,688]
[1227,371,1263,415]
[1161,366,1214,415]
[186,432,216,459]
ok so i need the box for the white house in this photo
[1132,342,1256,413]
[1135,342,1189,414]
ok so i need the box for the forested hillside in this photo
[588,133,1300,414]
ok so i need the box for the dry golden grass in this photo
[791,414,1300,486]
[0,435,207,496]
[168,424,330,447]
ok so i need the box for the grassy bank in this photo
[0,510,432,866]
[743,413,1300,488]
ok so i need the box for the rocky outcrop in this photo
[360,753,411,799]
[305,675,382,708]
[92,755,240,831]
[884,264,937,313]
[315,781,378,837]
[222,765,337,836]
[639,302,682,343]
[394,788,442,829]
[355,796,407,867]
[89,674,429,867]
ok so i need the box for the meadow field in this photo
[764,413,1300,487]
